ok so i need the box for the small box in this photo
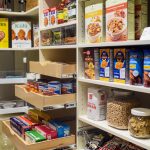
[50,7,57,26]
[33,24,39,47]
[43,9,49,27]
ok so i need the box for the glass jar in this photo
[107,90,137,129]
[129,108,150,139]
[68,0,76,20]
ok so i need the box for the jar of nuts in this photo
[129,108,150,139]
[107,90,137,129]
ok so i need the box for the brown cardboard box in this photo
[26,0,38,11]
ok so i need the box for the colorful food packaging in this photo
[48,81,61,95]
[47,120,70,138]
[25,130,46,143]
[85,0,104,43]
[43,9,49,27]
[129,49,143,85]
[100,49,113,81]
[33,24,39,47]
[87,87,107,121]
[135,0,148,40]
[113,48,129,84]
[61,82,73,94]
[83,48,99,80]
[0,18,9,48]
[11,21,32,48]
[144,50,150,87]
[35,125,57,140]
[41,30,51,46]
[50,7,57,26]
[106,0,135,42]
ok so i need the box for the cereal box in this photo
[113,48,129,83]
[129,49,143,85]
[43,9,49,27]
[135,0,148,40]
[83,48,99,80]
[85,0,104,43]
[106,0,135,42]
[50,7,57,26]
[0,18,9,48]
[12,21,32,48]
[100,49,113,81]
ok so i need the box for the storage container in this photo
[52,28,64,45]
[128,108,150,139]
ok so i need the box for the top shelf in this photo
[0,6,39,17]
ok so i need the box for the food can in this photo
[48,81,61,95]
[61,82,73,94]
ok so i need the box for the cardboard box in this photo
[33,24,39,47]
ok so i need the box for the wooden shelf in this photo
[15,85,76,110]
[79,115,150,150]
[0,78,27,84]
[0,47,39,51]
[40,45,77,50]
[2,120,75,150]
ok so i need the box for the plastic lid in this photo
[131,108,150,116]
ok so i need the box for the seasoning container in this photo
[107,90,137,129]
[68,0,76,20]
[52,28,64,45]
[129,108,150,139]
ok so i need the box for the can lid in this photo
[131,108,150,116]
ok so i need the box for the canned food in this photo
[61,82,73,94]
[48,81,61,95]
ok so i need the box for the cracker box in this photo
[106,0,135,42]
[0,18,9,48]
[11,21,32,48]
[113,48,129,83]
[135,0,148,40]
[85,0,105,43]
[100,49,113,81]
[83,48,99,80]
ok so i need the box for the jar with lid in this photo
[68,0,76,20]
[128,108,150,139]
[107,89,138,129]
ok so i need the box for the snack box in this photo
[43,9,49,27]
[100,49,113,81]
[35,125,57,140]
[85,0,105,43]
[106,0,135,42]
[0,18,9,48]
[33,24,39,47]
[83,48,99,80]
[10,117,31,139]
[113,48,129,84]
[47,120,70,138]
[50,7,57,26]
[25,130,46,144]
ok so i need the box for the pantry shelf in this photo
[0,6,39,16]
[78,78,150,94]
[15,85,76,110]
[0,47,39,51]
[2,120,75,150]
[40,45,77,50]
[79,115,150,150]
[0,78,27,84]
[40,20,77,31]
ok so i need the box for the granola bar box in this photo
[0,18,9,48]
[85,0,104,43]
[106,0,135,42]
[11,21,32,48]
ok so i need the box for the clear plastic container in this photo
[107,90,137,129]
[41,30,51,46]
[52,28,64,45]
[129,108,150,139]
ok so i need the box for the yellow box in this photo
[0,18,9,48]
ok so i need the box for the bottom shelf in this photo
[2,121,75,150]
[79,115,150,150]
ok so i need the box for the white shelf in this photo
[0,6,39,16]
[40,20,77,31]
[0,47,39,51]
[79,115,150,150]
[40,45,77,50]
[78,78,150,94]
[78,40,150,48]
[0,106,28,115]
[0,78,27,84]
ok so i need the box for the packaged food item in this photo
[35,125,57,140]
[87,87,107,121]
[33,24,39,47]
[83,48,99,80]
[18,0,26,12]
[63,7,69,23]
[100,49,113,81]
[106,0,135,41]
[47,120,70,138]
[41,30,51,46]
[26,0,38,11]
[57,2,64,24]
[48,81,61,95]
[50,7,57,26]
[129,108,150,139]
[11,21,32,48]
[64,25,76,44]
[10,117,31,139]
[72,80,76,93]
[144,50,150,88]
[113,48,129,84]
[43,9,49,27]
[85,0,104,43]
[52,28,64,45]
[0,18,9,48]
[38,82,47,94]
[129,49,143,85]
[61,82,73,94]
[25,130,46,143]
[135,0,148,40]
[68,0,76,21]
[107,90,137,129]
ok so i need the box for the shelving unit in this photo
[0,78,27,84]
[0,47,39,51]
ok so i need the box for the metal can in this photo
[61,82,73,94]
[48,81,61,95]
